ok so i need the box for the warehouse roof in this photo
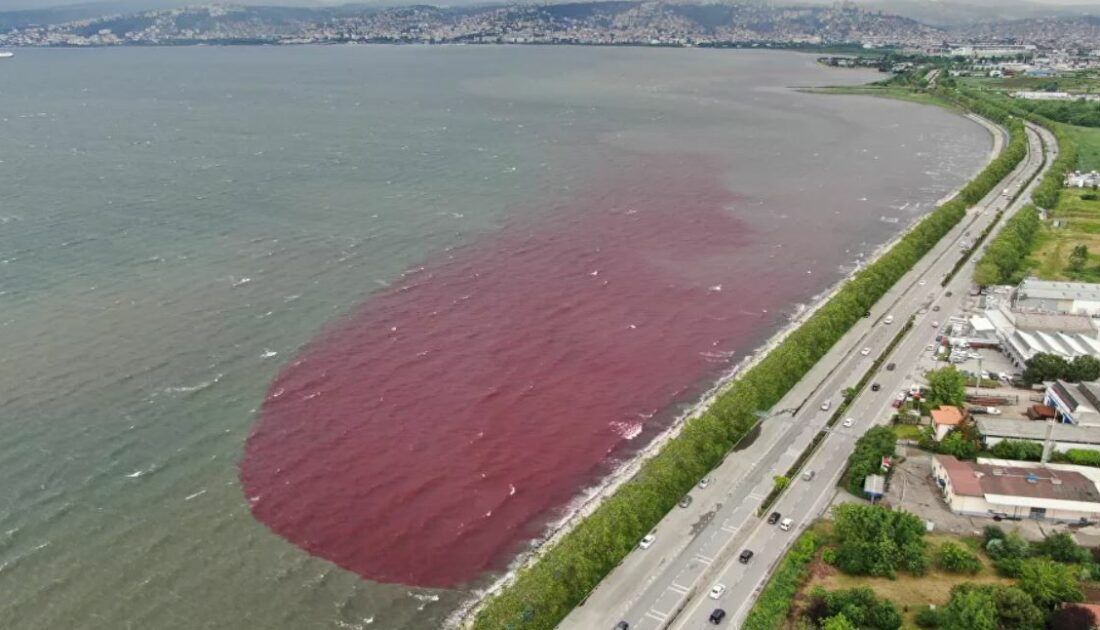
[976,417,1100,445]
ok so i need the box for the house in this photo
[1069,604,1100,629]
[1045,380,1100,426]
[932,406,968,441]
[977,416,1100,453]
[932,455,1100,522]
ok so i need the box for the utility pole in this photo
[1041,417,1056,464]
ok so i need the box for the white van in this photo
[779,518,794,532]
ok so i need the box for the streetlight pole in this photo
[976,356,983,392]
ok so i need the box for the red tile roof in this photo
[936,455,1100,503]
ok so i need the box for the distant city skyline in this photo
[5,0,1100,12]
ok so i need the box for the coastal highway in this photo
[671,121,1055,630]
[558,118,1052,630]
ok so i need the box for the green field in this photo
[1030,188,1100,282]
[1068,125,1100,171]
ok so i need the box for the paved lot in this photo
[887,444,1070,542]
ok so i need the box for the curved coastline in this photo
[451,90,1005,629]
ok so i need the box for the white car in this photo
[931,320,940,328]
[988,407,1003,415]
[843,417,854,428]
[709,584,727,600]
[698,476,711,490]
[919,280,926,286]
[821,400,831,411]
[639,533,656,549]
[884,315,894,325]
[861,347,871,356]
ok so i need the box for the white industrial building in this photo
[977,417,1100,452]
[933,455,1100,522]
[1045,380,1100,426]
[1014,279,1100,316]
[978,302,1100,367]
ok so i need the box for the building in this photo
[977,416,1100,453]
[864,474,886,500]
[932,455,1100,522]
[981,301,1100,367]
[1045,380,1100,426]
[932,406,968,441]
[1014,278,1100,315]
[1067,170,1100,188]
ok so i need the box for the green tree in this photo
[1069,244,1090,272]
[833,504,927,578]
[1069,355,1100,382]
[1017,557,1084,610]
[940,585,997,630]
[939,429,979,460]
[926,367,967,407]
[1022,353,1071,385]
[845,426,897,497]
[990,585,1045,630]
[974,261,1001,287]
[1050,604,1098,630]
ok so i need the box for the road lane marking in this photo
[669,583,690,595]
[645,609,668,622]
[693,554,713,565]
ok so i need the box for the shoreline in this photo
[448,94,1004,629]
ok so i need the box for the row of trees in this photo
[1021,352,1100,385]
[956,86,1079,212]
[472,89,1031,630]
[973,203,1041,286]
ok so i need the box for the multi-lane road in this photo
[559,118,1055,630]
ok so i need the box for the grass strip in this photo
[741,530,825,630]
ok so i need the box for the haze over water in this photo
[0,46,989,629]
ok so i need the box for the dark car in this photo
[615,622,630,630]
[932,305,941,312]
[946,291,953,297]
[767,511,781,525]
[886,363,896,371]
[709,609,726,624]
[863,310,871,318]
[679,495,692,509]
[871,382,881,392]
[739,549,754,564]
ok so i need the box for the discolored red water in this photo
[240,155,818,587]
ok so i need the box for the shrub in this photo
[1032,532,1091,564]
[989,440,1042,461]
[1065,448,1100,467]
[1017,557,1084,610]
[938,542,982,574]
[915,605,941,628]
[982,525,1006,544]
